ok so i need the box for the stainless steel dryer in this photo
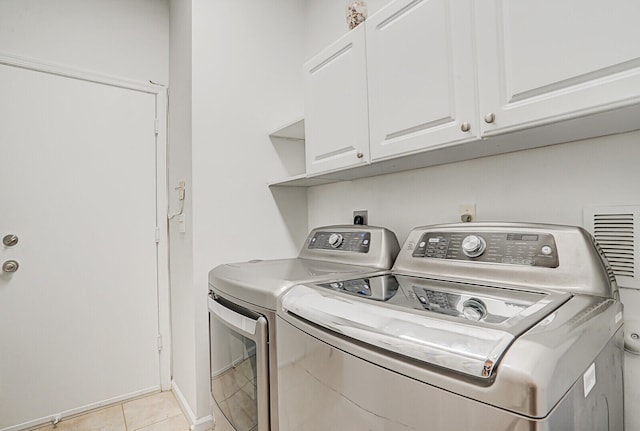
[208,225,399,431]
[276,222,624,431]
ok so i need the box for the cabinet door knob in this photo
[356,152,364,159]
[484,113,496,124]
[460,122,471,132]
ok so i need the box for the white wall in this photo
[0,0,168,84]
[304,1,640,430]
[307,133,640,242]
[177,0,308,426]
[191,0,308,268]
[168,0,198,425]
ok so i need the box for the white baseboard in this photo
[1,386,160,431]
[171,380,214,431]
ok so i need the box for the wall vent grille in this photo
[584,206,639,289]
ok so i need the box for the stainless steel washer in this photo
[277,222,624,431]
[208,225,400,431]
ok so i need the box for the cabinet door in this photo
[304,25,370,176]
[476,0,640,136]
[367,0,478,162]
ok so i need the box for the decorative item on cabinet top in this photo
[346,1,368,30]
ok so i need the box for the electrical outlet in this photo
[459,204,476,222]
[353,210,368,225]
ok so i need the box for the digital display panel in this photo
[506,234,539,241]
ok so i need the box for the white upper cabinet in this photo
[290,0,640,185]
[475,0,640,136]
[304,24,370,176]
[367,0,478,161]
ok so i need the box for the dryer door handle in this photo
[208,297,260,338]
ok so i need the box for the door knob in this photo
[2,260,19,273]
[2,234,18,247]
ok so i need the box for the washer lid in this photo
[209,258,389,310]
[281,275,571,379]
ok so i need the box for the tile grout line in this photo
[120,402,128,431]
[134,412,185,431]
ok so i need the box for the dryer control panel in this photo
[308,231,371,253]
[412,231,559,268]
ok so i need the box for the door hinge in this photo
[154,118,159,135]
[157,334,163,351]
[155,227,160,243]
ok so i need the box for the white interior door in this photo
[0,63,161,430]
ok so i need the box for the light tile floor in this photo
[33,391,191,431]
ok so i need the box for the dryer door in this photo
[209,295,269,431]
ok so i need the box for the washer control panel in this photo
[412,231,559,268]
[317,275,399,301]
[308,231,371,253]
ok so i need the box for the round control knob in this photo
[461,235,486,258]
[328,233,344,248]
[463,298,487,321]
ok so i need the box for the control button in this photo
[363,239,369,245]
[418,296,427,304]
[461,235,487,258]
[463,298,487,321]
[328,233,344,248]
[541,245,553,255]
[419,241,426,247]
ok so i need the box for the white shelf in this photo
[269,117,304,141]
[268,173,337,187]
[268,117,307,186]
[268,102,640,187]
